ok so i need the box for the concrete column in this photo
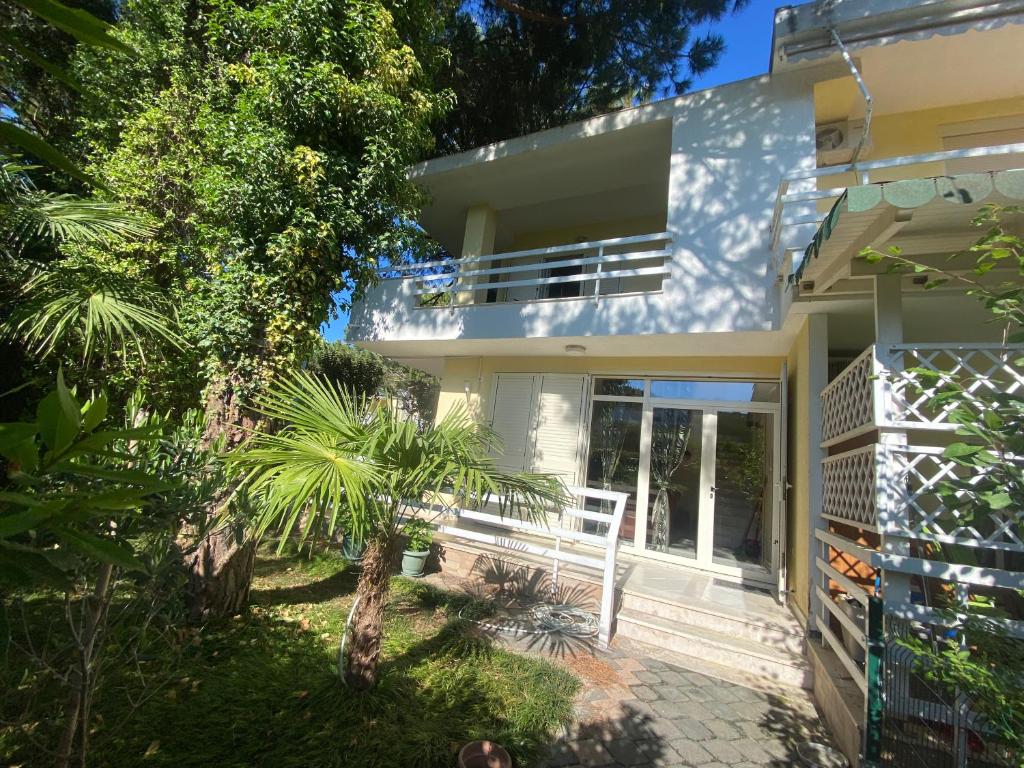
[457,204,496,305]
[807,312,829,633]
[873,273,912,605]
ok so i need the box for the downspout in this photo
[830,28,873,184]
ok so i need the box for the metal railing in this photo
[384,232,672,308]
[437,484,628,647]
[770,142,1024,256]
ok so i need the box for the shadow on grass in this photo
[250,568,359,606]
[0,556,578,768]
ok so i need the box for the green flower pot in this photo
[401,548,429,577]
[341,534,365,562]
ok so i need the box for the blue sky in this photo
[321,0,778,343]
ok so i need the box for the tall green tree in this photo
[434,0,746,153]
[71,0,449,618]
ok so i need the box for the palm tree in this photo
[1,156,179,364]
[234,371,568,690]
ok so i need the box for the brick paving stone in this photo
[658,685,691,703]
[650,698,692,720]
[605,738,651,766]
[703,739,744,764]
[659,669,687,686]
[729,739,773,764]
[670,717,713,741]
[667,701,711,721]
[631,685,659,702]
[634,670,664,685]
[701,701,739,721]
[574,739,617,767]
[704,719,742,741]
[667,739,713,765]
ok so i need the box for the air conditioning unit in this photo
[816,119,868,166]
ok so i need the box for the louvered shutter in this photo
[530,374,587,484]
[489,374,537,472]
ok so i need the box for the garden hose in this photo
[338,595,361,681]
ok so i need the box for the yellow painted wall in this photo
[435,355,785,423]
[785,320,811,622]
[813,93,1024,197]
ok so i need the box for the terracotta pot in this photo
[457,740,512,768]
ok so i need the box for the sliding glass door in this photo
[585,377,782,585]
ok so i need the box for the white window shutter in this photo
[489,374,538,472]
[530,374,587,484]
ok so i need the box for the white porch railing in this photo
[437,484,628,647]
[815,343,1024,691]
[384,232,672,307]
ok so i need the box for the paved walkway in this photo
[420,571,837,768]
[536,639,834,768]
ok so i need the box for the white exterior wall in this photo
[347,72,818,347]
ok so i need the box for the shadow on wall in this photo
[350,71,818,346]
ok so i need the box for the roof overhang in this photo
[793,169,1024,295]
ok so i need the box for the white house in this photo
[347,1,1024,762]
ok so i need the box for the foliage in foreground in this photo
[0,551,580,768]
[863,205,1024,752]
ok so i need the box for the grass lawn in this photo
[1,550,580,767]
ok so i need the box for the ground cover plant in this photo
[1,547,580,768]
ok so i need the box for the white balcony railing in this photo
[383,232,672,308]
[815,343,1024,692]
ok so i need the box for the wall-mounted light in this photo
[564,344,586,356]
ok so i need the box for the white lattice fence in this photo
[822,445,878,529]
[887,344,1024,430]
[884,445,1024,555]
[821,346,876,446]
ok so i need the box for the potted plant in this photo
[341,530,366,562]
[401,518,433,577]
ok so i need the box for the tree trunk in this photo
[56,563,114,768]
[184,524,256,623]
[184,370,261,621]
[344,537,397,690]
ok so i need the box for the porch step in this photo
[615,608,813,690]
[618,589,806,656]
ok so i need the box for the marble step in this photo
[618,589,806,656]
[615,608,813,690]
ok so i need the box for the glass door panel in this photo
[711,411,773,570]
[645,407,703,560]
[585,401,643,543]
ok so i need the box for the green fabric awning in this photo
[793,169,1024,285]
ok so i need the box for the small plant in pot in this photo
[341,530,366,562]
[401,518,433,578]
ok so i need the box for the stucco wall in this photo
[349,71,818,346]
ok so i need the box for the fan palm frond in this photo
[2,263,184,364]
[234,371,569,549]
[1,156,155,257]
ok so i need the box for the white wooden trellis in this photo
[437,484,628,647]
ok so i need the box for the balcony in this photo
[387,232,672,309]
[814,343,1024,691]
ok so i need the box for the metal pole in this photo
[863,595,885,767]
